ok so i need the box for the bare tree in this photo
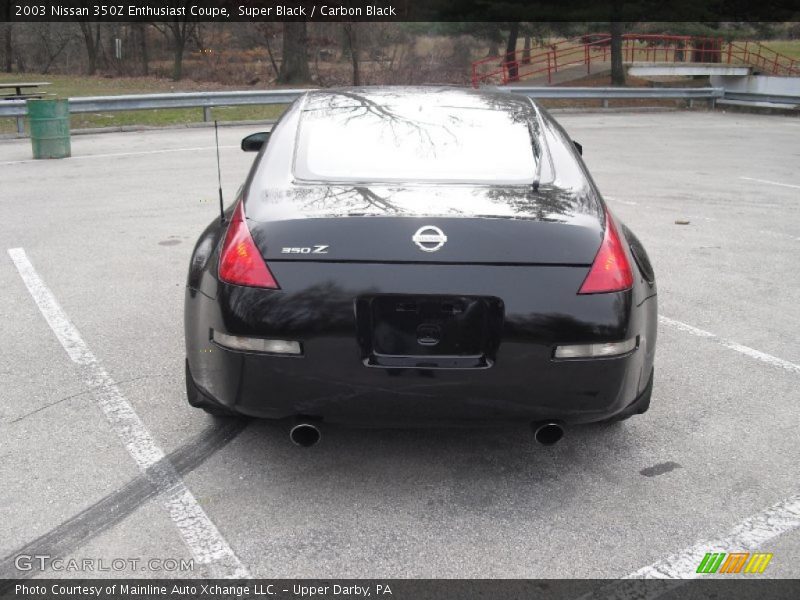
[2,2,12,73]
[522,34,531,65]
[609,0,626,86]
[278,22,310,84]
[31,23,75,73]
[518,23,549,68]
[483,25,503,57]
[3,25,12,73]
[135,23,150,75]
[77,22,103,74]
[504,22,520,82]
[255,23,282,79]
[342,23,360,85]
[610,21,625,86]
[153,18,196,81]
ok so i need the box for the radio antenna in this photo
[214,120,225,224]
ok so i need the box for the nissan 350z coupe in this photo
[184,87,657,446]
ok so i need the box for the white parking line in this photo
[586,494,800,598]
[605,196,639,206]
[0,145,237,166]
[740,176,800,190]
[659,316,800,375]
[584,317,800,598]
[7,247,250,579]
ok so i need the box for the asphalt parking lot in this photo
[1,109,799,585]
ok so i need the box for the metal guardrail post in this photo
[16,116,24,134]
[203,106,212,122]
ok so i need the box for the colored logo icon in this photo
[696,552,773,574]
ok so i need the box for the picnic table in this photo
[0,82,52,134]
[0,81,51,100]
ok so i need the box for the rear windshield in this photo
[294,101,538,185]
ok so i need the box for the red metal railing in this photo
[471,34,800,87]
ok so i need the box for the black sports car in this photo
[185,87,657,446]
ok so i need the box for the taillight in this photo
[218,201,279,288]
[578,210,633,294]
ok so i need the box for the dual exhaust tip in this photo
[531,421,564,446]
[289,422,322,447]
[288,420,564,447]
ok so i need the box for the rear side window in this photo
[294,102,538,185]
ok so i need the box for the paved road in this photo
[1,110,798,583]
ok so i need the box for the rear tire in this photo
[185,359,237,417]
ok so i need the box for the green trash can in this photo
[27,98,71,159]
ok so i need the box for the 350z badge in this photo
[281,245,329,254]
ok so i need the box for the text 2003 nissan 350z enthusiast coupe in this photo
[184,87,657,446]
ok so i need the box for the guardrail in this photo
[496,86,725,108]
[720,91,800,106]
[1,87,731,135]
[0,89,308,134]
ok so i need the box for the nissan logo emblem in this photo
[412,226,448,252]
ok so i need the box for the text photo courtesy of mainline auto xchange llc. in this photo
[1,0,800,599]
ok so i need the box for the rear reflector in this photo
[554,337,637,359]
[578,210,633,294]
[218,201,279,288]
[212,330,302,355]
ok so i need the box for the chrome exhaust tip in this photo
[532,421,564,446]
[289,423,322,447]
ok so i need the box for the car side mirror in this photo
[241,132,270,152]
[573,140,583,155]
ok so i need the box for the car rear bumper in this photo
[185,263,657,425]
[189,340,647,426]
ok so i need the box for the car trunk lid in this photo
[245,183,605,265]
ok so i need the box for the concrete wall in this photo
[710,74,800,96]
[630,64,749,76]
